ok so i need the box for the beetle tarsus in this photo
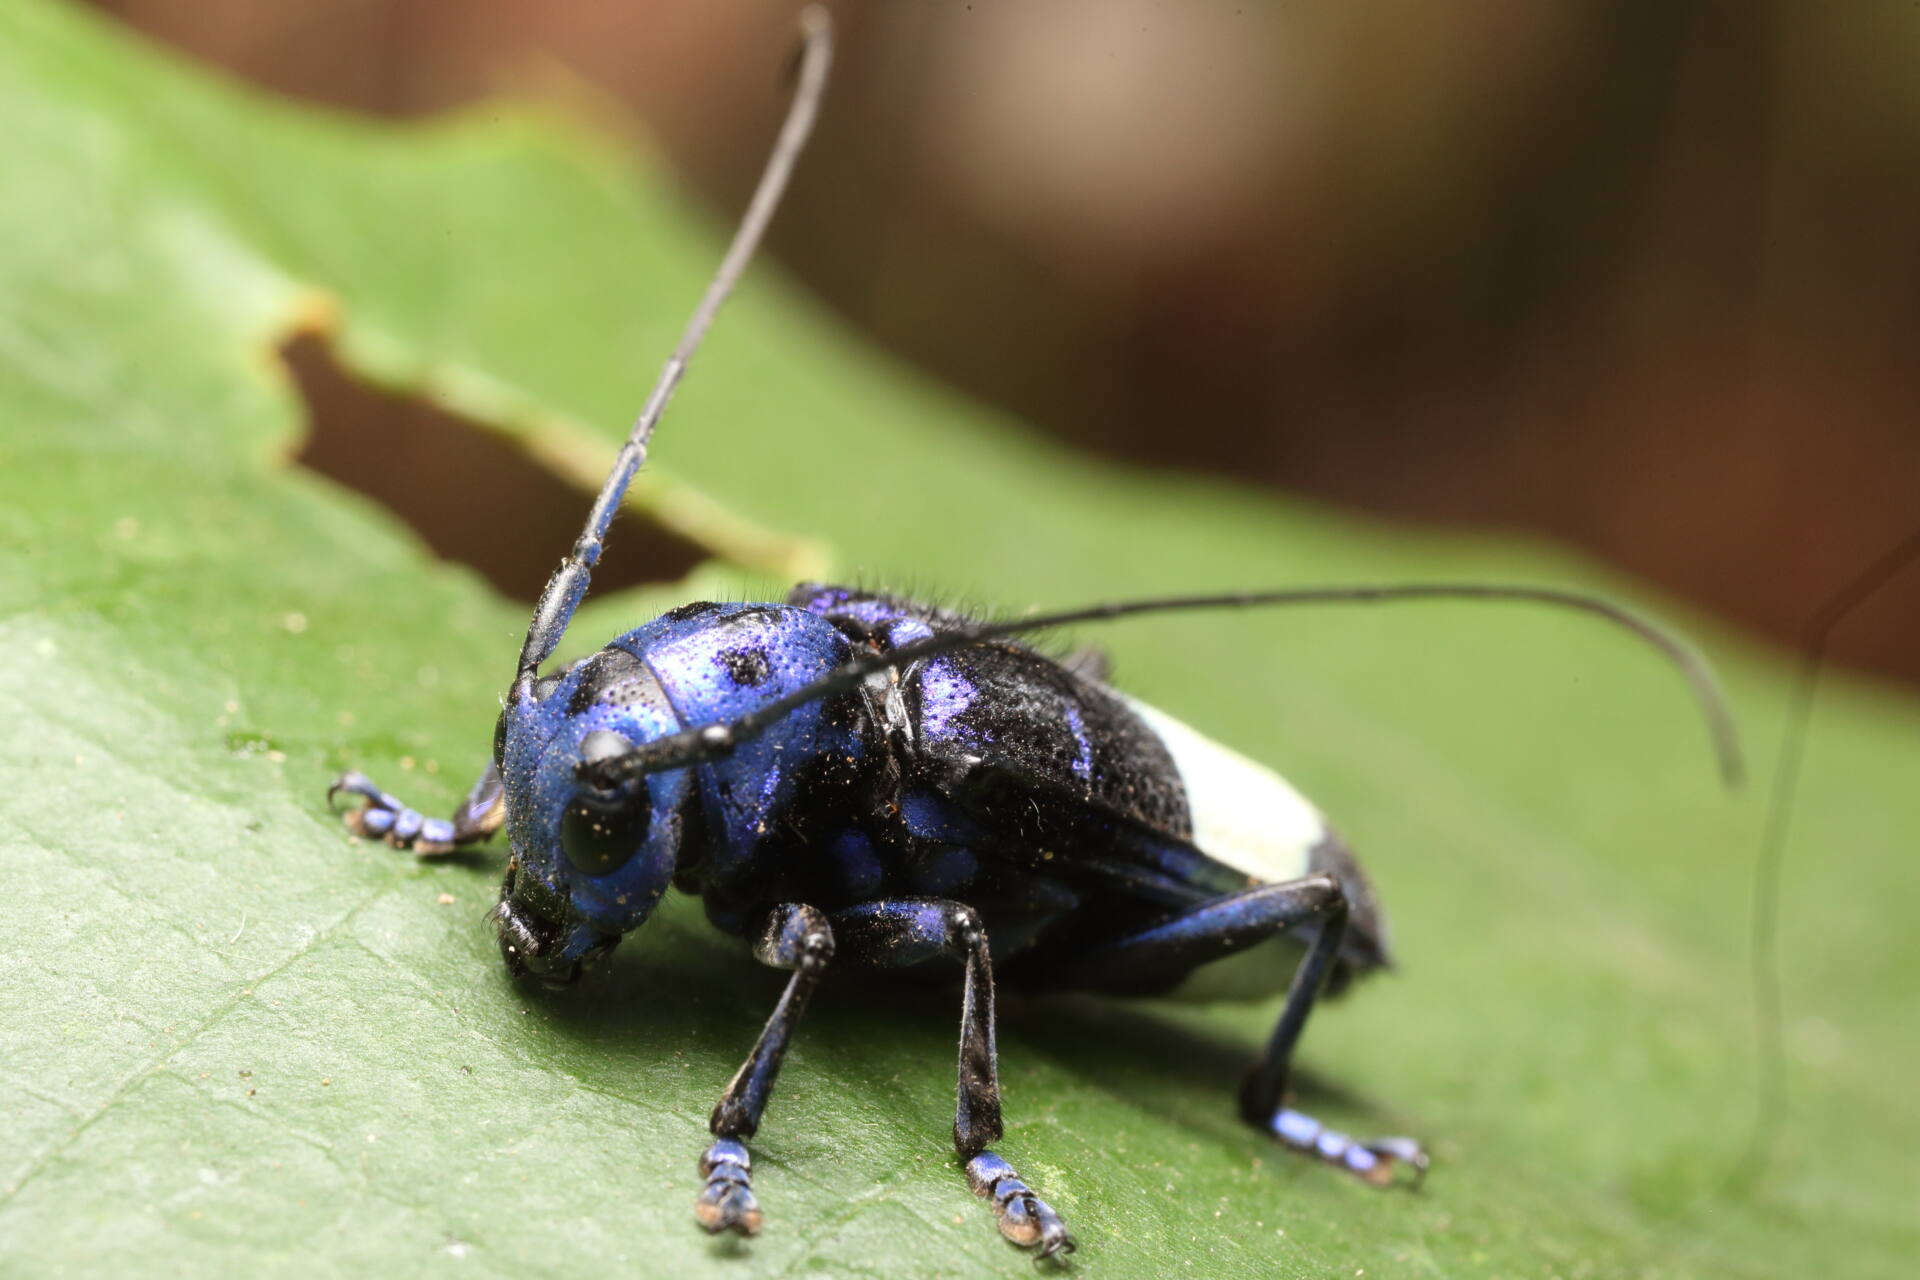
[328,771,457,854]
[328,764,503,856]
[1267,1107,1428,1188]
[695,1138,763,1235]
[967,1152,1075,1262]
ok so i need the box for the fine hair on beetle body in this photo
[326,8,1742,1263]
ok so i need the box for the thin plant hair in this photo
[1731,528,1920,1189]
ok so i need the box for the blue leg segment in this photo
[327,762,505,856]
[1047,873,1345,991]
[1266,1110,1427,1187]
[696,903,834,1237]
[835,898,1075,1261]
[695,1139,759,1236]
[967,1153,1072,1260]
[1074,874,1428,1188]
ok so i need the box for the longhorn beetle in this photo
[328,10,1740,1261]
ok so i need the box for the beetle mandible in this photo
[328,10,1740,1261]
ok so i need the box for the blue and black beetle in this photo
[329,12,1738,1261]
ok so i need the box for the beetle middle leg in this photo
[697,901,835,1236]
[834,897,1075,1261]
[1053,874,1428,1187]
[328,760,505,855]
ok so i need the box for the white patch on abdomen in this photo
[1122,695,1326,888]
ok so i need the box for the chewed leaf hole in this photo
[284,330,708,602]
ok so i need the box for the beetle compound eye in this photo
[492,709,509,768]
[560,786,650,877]
[561,730,650,877]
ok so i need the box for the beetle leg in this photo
[1233,879,1427,1187]
[1049,874,1428,1188]
[1263,1110,1427,1188]
[834,897,1075,1262]
[327,762,505,856]
[696,903,835,1237]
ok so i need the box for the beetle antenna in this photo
[511,8,834,704]
[1728,528,1920,1192]
[593,583,1744,788]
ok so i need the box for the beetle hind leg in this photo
[1052,873,1427,1189]
[1231,877,1428,1188]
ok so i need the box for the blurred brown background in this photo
[92,0,1920,682]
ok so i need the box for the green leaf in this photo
[3,3,1915,1276]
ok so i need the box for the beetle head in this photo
[490,655,692,987]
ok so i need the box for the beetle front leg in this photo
[328,760,505,856]
[696,902,834,1237]
[835,897,1075,1262]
